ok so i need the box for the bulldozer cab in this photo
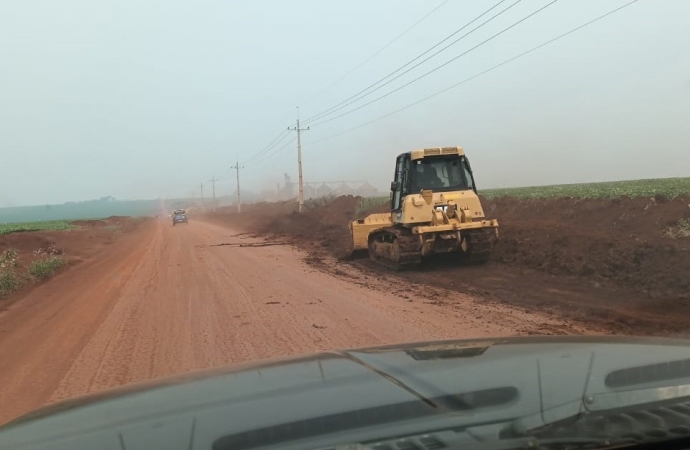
[391,149,476,211]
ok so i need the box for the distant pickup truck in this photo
[172,209,188,226]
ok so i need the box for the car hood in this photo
[3,335,690,450]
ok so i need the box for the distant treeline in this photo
[0,197,189,224]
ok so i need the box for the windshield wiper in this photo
[338,351,440,409]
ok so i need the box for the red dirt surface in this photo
[211,195,690,335]
[0,218,577,424]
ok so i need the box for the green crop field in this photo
[356,177,690,206]
[480,177,690,199]
[0,220,76,235]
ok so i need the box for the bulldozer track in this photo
[368,227,421,271]
[368,226,495,270]
[465,228,494,263]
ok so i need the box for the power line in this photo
[307,0,640,146]
[242,129,291,165]
[250,136,297,165]
[310,0,560,127]
[303,0,513,124]
[306,0,452,102]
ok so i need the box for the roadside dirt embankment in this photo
[0,216,148,305]
[207,195,690,335]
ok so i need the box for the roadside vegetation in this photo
[666,218,690,239]
[0,220,75,235]
[0,246,66,297]
[0,249,20,296]
[29,247,65,280]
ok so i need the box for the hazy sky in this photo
[1,0,688,206]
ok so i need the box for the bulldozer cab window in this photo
[462,161,475,191]
[391,155,408,211]
[409,156,473,192]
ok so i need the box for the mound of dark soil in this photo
[485,196,690,298]
[206,194,690,333]
[261,196,361,258]
[211,194,690,303]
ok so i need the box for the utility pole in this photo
[231,160,244,213]
[288,112,309,212]
[209,175,218,212]
[200,183,204,206]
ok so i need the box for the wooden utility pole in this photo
[288,114,309,213]
[200,183,204,205]
[231,160,244,213]
[209,175,218,212]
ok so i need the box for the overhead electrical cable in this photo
[309,0,560,127]
[307,0,452,101]
[242,129,291,165]
[303,0,514,124]
[306,0,640,146]
[250,136,297,165]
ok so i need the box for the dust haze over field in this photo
[0,0,689,207]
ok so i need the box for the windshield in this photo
[0,0,688,448]
[408,156,474,192]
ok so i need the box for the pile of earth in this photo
[256,196,361,257]
[216,194,690,301]
[202,194,690,333]
[71,216,131,228]
[486,195,690,299]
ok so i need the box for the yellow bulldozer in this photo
[349,146,498,270]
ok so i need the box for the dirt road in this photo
[0,218,589,424]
